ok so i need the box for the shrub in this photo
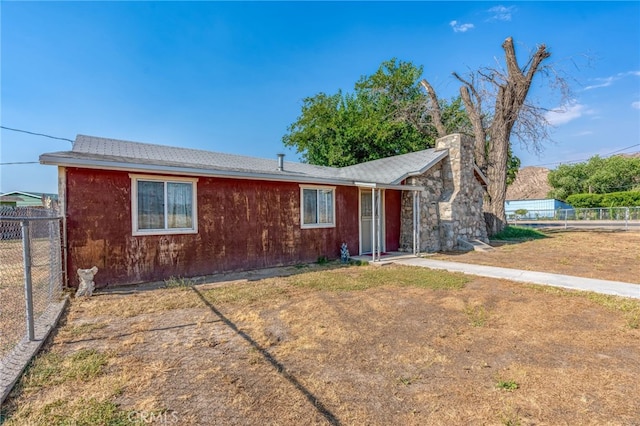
[566,193,603,208]
[491,226,546,241]
[514,209,528,218]
[567,191,640,208]
[602,191,640,207]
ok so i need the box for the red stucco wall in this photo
[64,168,360,287]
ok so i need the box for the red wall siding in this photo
[385,190,401,251]
[65,168,360,287]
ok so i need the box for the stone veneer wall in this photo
[400,133,488,253]
[399,163,444,252]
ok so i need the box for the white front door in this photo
[359,189,384,254]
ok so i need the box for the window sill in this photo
[132,229,198,237]
[300,223,336,230]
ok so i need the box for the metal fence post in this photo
[21,220,36,341]
[49,219,57,299]
[625,207,629,231]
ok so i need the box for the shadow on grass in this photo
[59,320,222,345]
[191,286,341,426]
[97,261,351,294]
[541,227,630,234]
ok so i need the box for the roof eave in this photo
[389,150,449,185]
[0,191,43,198]
[354,182,425,191]
[40,155,364,187]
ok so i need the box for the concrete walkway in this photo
[395,257,640,299]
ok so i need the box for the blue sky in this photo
[1,1,639,194]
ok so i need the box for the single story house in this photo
[0,195,23,207]
[40,133,488,288]
[505,198,572,219]
[0,191,58,208]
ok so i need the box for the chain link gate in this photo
[0,206,64,360]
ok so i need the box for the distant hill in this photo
[505,152,640,201]
[506,166,552,200]
[619,152,640,158]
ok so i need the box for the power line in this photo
[0,126,74,144]
[606,143,640,156]
[0,161,39,165]
[528,143,640,167]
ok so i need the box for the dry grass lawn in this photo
[2,259,639,425]
[434,230,640,284]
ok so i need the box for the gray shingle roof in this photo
[40,135,448,186]
[68,135,339,178]
[338,150,447,185]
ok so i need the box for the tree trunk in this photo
[484,126,511,235]
[482,38,550,235]
[484,37,551,235]
[423,37,552,236]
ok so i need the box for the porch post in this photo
[416,191,421,256]
[376,189,382,261]
[371,189,376,262]
[412,190,417,255]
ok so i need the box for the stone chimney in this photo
[436,134,488,250]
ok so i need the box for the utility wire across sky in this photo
[522,143,640,168]
[1,126,638,169]
[1,126,74,144]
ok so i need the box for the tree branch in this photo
[525,44,551,82]
[502,37,525,82]
[452,72,488,170]
[420,79,446,137]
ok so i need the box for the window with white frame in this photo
[130,174,198,235]
[300,185,335,228]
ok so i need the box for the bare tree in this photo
[420,79,447,138]
[423,37,571,235]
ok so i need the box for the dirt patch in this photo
[435,230,640,284]
[3,264,639,425]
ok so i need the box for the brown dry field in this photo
[3,258,640,425]
[435,230,640,284]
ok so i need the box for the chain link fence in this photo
[508,206,640,230]
[559,207,640,221]
[0,206,64,360]
[508,206,640,221]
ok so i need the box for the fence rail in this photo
[507,206,640,230]
[0,206,64,360]
[507,206,640,221]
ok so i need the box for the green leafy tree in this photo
[566,192,640,208]
[506,145,521,186]
[514,208,528,218]
[284,55,527,235]
[283,59,471,167]
[548,155,640,200]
